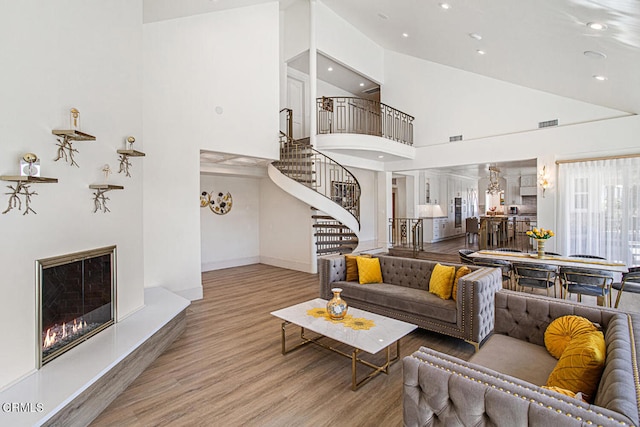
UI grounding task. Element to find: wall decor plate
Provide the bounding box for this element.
[209,191,232,215]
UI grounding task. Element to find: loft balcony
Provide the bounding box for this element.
[315,97,416,162]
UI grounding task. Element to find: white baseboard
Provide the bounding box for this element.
[173,286,203,301]
[201,256,261,273]
[260,255,315,274]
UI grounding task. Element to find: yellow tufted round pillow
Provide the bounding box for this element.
[545,331,606,402]
[544,315,599,359]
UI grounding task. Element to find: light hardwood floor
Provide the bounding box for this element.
[91,263,475,427]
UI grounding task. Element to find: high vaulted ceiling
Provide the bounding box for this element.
[145,0,640,114]
[322,0,640,114]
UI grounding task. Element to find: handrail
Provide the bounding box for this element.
[389,218,423,255]
[276,135,361,226]
[280,108,293,141]
[316,97,414,146]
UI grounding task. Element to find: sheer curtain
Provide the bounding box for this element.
[558,157,640,266]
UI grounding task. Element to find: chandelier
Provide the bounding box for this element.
[487,166,501,195]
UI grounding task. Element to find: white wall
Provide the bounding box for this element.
[259,177,315,272]
[143,3,280,299]
[316,2,384,84]
[283,0,310,62]
[200,174,261,271]
[382,50,629,146]
[0,0,144,390]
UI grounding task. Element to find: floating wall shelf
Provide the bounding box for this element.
[89,184,123,213]
[1,175,58,215]
[52,129,96,167]
[117,136,145,177]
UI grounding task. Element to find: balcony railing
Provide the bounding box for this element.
[317,97,414,146]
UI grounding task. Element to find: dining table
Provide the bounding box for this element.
[468,250,628,274]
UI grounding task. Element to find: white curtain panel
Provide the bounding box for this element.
[558,157,640,266]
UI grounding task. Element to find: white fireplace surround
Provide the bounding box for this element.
[0,287,189,426]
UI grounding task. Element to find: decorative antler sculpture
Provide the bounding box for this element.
[3,182,38,215]
[92,188,111,213]
[118,154,133,177]
[54,136,80,167]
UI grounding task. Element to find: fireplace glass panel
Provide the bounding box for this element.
[38,246,116,367]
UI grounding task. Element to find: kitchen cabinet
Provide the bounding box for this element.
[423,217,448,243]
[520,175,537,187]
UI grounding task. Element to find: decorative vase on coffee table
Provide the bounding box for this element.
[536,239,546,259]
[327,288,348,320]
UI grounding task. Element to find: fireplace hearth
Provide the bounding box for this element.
[36,246,116,367]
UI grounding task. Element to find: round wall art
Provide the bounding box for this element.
[200,192,210,207]
[209,191,233,215]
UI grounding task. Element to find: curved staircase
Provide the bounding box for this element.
[269,132,361,256]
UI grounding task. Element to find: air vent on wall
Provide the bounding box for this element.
[362,86,380,95]
[538,119,558,128]
[449,135,463,142]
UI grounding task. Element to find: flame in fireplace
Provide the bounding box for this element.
[43,318,89,350]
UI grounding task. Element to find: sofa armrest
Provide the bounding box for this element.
[318,255,347,300]
[459,267,502,346]
[403,346,632,427]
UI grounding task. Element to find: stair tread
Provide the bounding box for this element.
[316,240,358,245]
[312,224,351,229]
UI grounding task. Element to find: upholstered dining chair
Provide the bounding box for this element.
[612,268,640,308]
[465,217,479,246]
[512,262,558,297]
[458,249,475,265]
[473,257,513,290]
[559,266,615,307]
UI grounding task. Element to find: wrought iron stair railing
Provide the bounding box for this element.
[274,108,361,255]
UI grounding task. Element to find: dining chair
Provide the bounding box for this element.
[512,262,558,297]
[474,257,513,290]
[569,254,607,260]
[612,268,640,308]
[458,249,475,265]
[559,266,615,307]
[465,217,479,246]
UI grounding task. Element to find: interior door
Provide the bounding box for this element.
[287,76,305,140]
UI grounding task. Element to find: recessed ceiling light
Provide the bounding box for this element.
[584,50,607,59]
[587,22,607,31]
[327,67,333,72]
[439,3,451,9]
[359,83,365,87]
[402,33,409,38]
[378,155,385,159]
[593,75,608,81]
[476,49,486,55]
[469,33,482,40]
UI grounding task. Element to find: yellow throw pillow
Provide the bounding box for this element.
[452,266,472,301]
[544,315,599,359]
[345,254,371,282]
[545,331,606,401]
[429,263,456,300]
[356,256,383,284]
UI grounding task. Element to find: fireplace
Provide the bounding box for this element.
[36,246,116,367]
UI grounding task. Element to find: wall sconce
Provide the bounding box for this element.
[538,165,550,198]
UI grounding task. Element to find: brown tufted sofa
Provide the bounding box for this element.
[403,290,640,427]
[318,254,502,349]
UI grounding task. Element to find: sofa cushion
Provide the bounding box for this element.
[452,266,472,301]
[334,281,457,324]
[429,263,455,299]
[356,256,382,284]
[544,315,600,359]
[546,330,606,401]
[345,254,371,282]
[469,334,557,386]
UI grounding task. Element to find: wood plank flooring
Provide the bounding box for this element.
[91,263,475,427]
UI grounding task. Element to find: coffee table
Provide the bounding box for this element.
[270,298,417,390]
